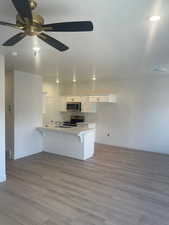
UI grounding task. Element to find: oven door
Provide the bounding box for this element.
[66,103,81,112]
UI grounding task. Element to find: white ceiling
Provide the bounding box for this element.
[0,0,169,82]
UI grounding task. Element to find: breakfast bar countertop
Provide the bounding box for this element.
[37,126,95,136]
[36,126,96,160]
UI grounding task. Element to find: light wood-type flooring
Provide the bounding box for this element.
[0,144,169,225]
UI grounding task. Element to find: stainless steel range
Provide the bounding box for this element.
[63,115,85,127]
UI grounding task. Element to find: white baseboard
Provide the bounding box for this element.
[14,150,42,160]
[0,174,6,183]
[95,142,169,156]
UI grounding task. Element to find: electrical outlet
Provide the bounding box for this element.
[104,128,111,137]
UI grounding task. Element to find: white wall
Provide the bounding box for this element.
[61,77,169,154]
[0,55,6,182]
[14,71,43,159]
[43,78,62,125]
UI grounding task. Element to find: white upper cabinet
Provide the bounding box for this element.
[81,97,96,113]
[66,96,81,102]
[59,94,117,113]
[89,94,117,103]
[89,96,100,103]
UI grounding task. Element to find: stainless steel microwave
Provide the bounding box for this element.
[66,102,81,112]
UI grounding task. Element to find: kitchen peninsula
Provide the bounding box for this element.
[37,126,96,160]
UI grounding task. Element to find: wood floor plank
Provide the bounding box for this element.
[1,144,169,225]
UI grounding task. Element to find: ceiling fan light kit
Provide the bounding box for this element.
[29,0,37,10]
[0,0,94,51]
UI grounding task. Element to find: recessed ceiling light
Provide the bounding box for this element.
[73,75,77,83]
[92,75,96,80]
[12,51,18,56]
[33,47,40,52]
[56,72,60,84]
[56,79,60,84]
[149,16,161,22]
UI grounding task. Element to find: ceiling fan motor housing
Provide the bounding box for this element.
[15,0,44,36]
[16,13,44,36]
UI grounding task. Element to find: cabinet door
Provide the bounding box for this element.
[98,96,108,102]
[66,96,81,102]
[89,96,100,103]
[81,97,86,112]
[89,95,117,103]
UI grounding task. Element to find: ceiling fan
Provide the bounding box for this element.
[0,0,94,51]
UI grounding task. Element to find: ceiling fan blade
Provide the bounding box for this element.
[0,21,23,30]
[3,32,26,46]
[11,0,33,23]
[42,21,94,32]
[38,33,69,52]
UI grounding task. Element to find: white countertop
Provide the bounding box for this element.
[37,126,95,136]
